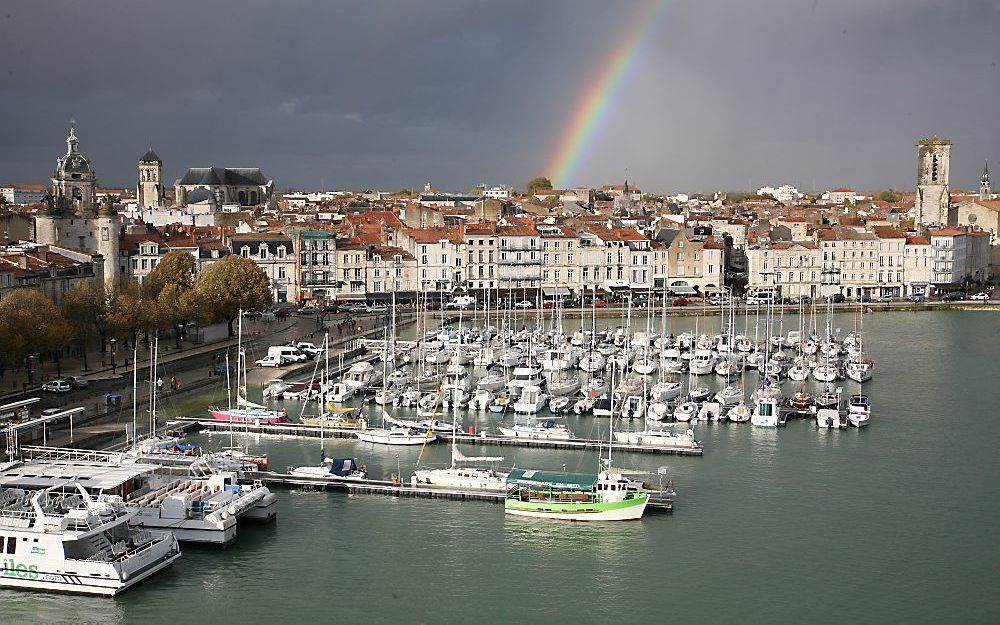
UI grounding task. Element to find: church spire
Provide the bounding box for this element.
[981,160,992,200]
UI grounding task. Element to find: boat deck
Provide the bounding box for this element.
[242,470,674,511]
[166,419,704,456]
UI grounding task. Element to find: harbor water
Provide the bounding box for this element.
[5,311,1000,624]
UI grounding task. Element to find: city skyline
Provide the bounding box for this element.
[0,0,997,193]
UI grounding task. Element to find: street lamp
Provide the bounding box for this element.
[110,338,117,371]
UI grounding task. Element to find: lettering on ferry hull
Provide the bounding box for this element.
[0,559,39,580]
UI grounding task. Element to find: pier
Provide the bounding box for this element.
[242,470,675,511]
[167,418,704,456]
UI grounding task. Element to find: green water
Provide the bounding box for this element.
[5,311,1000,624]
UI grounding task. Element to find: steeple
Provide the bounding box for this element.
[66,120,79,155]
[981,160,991,200]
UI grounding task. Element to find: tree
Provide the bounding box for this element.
[61,280,110,370]
[143,251,196,300]
[107,283,154,347]
[878,190,901,203]
[0,290,72,380]
[193,255,273,335]
[525,176,553,195]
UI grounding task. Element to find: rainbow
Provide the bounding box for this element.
[546,0,666,189]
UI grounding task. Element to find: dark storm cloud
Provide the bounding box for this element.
[0,0,997,193]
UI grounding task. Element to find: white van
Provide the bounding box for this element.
[445,295,476,310]
[255,354,284,368]
[267,345,308,364]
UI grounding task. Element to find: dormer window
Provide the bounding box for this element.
[259,244,268,259]
[241,246,250,258]
[277,246,286,259]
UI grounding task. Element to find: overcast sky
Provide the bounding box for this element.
[1,0,997,194]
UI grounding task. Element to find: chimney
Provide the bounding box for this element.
[20,254,29,270]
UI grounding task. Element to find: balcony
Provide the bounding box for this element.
[498,256,541,265]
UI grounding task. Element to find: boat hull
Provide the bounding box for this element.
[504,494,648,521]
[209,410,286,425]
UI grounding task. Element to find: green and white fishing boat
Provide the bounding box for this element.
[503,465,650,521]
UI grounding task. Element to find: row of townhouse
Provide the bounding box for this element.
[0,243,103,302]
[746,225,990,298]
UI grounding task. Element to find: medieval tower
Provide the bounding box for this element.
[137,148,164,209]
[914,136,951,226]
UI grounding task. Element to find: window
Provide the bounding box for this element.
[277,246,286,259]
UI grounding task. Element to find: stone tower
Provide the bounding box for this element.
[137,148,164,209]
[52,123,97,212]
[981,161,991,201]
[914,136,951,226]
[96,198,121,288]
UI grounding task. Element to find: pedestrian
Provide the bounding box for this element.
[112,362,117,375]
[124,357,129,372]
[157,377,164,391]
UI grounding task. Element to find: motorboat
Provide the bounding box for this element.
[620,395,646,420]
[507,365,544,394]
[355,426,435,445]
[816,408,844,428]
[513,384,547,414]
[325,381,355,403]
[815,389,840,409]
[688,349,716,375]
[812,364,839,383]
[632,357,658,376]
[469,389,494,411]
[673,401,697,422]
[591,396,614,417]
[848,394,871,427]
[697,401,725,422]
[572,396,595,415]
[582,376,610,399]
[488,394,512,414]
[845,357,874,383]
[578,351,606,373]
[343,361,378,392]
[750,396,780,427]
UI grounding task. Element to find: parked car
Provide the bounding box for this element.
[825,294,847,304]
[513,300,533,309]
[970,291,990,301]
[241,310,263,318]
[297,306,317,315]
[593,299,607,308]
[65,376,89,389]
[943,292,967,301]
[273,307,293,319]
[671,297,689,307]
[907,294,926,303]
[295,342,322,357]
[255,355,284,368]
[42,380,71,393]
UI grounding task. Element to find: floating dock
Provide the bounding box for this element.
[243,470,674,511]
[167,419,704,456]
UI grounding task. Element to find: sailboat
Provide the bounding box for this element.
[413,415,508,491]
[208,312,287,425]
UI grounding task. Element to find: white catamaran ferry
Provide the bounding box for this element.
[0,484,180,596]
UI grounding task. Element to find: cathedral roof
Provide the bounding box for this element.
[140,148,162,163]
[178,167,268,187]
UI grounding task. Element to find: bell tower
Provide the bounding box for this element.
[914,136,951,226]
[981,161,991,201]
[137,148,164,209]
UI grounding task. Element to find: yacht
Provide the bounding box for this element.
[845,356,874,383]
[413,447,508,493]
[673,401,697,422]
[713,384,742,406]
[0,484,180,595]
[506,365,544,395]
[513,385,547,414]
[476,370,507,392]
[848,394,871,427]
[620,395,646,420]
[649,380,682,402]
[816,407,844,428]
[750,396,780,427]
[343,361,378,392]
[688,349,716,375]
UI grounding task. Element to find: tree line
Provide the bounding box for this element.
[0,253,273,375]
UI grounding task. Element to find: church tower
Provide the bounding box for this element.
[980,161,991,201]
[137,148,164,209]
[914,136,951,226]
